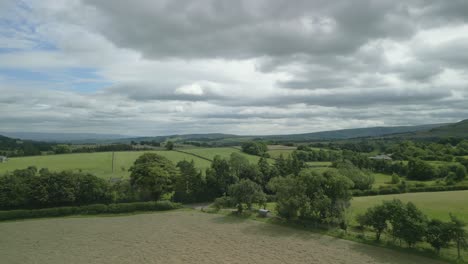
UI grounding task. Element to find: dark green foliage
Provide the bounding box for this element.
[275,153,305,176]
[173,160,208,203]
[426,219,453,254]
[360,204,389,241]
[335,160,374,190]
[449,214,467,260]
[205,155,238,198]
[268,169,353,223]
[0,201,181,221]
[294,148,342,162]
[0,168,111,209]
[267,176,306,219]
[165,141,174,150]
[228,179,266,213]
[53,144,71,154]
[391,173,400,184]
[407,158,437,180]
[359,200,438,249]
[241,141,268,156]
[129,153,178,201]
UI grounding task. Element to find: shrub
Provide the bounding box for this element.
[0,201,182,221]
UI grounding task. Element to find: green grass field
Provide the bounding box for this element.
[0,151,212,179]
[267,149,295,159]
[181,147,263,163]
[350,190,468,223]
[0,147,269,179]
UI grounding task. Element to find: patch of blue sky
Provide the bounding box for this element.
[0,67,112,93]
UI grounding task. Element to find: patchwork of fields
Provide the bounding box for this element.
[0,147,278,179]
[0,210,446,264]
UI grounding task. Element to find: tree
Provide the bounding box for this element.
[449,214,467,260]
[426,219,452,255]
[206,156,237,197]
[173,160,207,203]
[268,176,307,219]
[228,179,266,213]
[241,141,268,156]
[165,141,174,150]
[360,204,389,241]
[129,153,178,201]
[407,159,437,180]
[391,173,400,184]
[386,200,427,248]
[268,169,353,223]
[229,152,249,179]
[335,160,374,190]
[53,144,71,154]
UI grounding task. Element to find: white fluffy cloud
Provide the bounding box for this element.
[0,0,467,136]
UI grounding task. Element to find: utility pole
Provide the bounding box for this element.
[112,151,115,174]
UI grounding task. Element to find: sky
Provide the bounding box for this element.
[0,0,467,136]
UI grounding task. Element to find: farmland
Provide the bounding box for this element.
[350,190,468,223]
[0,150,212,179]
[0,210,446,264]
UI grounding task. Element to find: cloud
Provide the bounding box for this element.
[0,0,467,135]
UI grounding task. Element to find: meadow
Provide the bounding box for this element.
[0,150,212,179]
[350,190,468,223]
[0,210,447,264]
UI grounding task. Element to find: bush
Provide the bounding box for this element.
[0,201,182,221]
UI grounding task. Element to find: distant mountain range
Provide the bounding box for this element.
[1,120,467,144]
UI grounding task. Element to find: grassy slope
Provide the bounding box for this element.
[350,190,468,223]
[0,147,267,179]
[0,151,212,179]
[182,147,270,164]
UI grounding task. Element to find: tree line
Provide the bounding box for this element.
[358,199,467,259]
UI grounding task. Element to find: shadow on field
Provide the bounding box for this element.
[210,214,250,224]
[346,243,446,264]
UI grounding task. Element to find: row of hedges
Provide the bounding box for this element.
[0,201,182,221]
[352,184,468,197]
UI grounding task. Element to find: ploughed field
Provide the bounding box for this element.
[0,210,446,264]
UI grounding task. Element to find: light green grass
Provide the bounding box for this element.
[306,161,332,167]
[267,149,295,159]
[0,151,211,179]
[350,190,468,223]
[372,173,392,187]
[182,147,270,164]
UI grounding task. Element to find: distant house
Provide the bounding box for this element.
[0,156,7,163]
[369,154,392,161]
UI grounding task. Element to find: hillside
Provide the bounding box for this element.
[391,119,468,139]
[114,123,450,145]
[260,123,448,141]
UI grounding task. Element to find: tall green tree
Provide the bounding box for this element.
[449,214,467,260]
[426,219,452,255]
[129,153,178,201]
[228,179,266,213]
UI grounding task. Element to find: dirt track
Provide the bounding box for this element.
[0,211,446,264]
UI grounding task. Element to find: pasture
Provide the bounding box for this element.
[0,151,212,179]
[0,210,446,264]
[180,147,265,163]
[350,190,468,223]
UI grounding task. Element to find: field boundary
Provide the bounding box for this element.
[173,149,213,162]
[0,201,182,222]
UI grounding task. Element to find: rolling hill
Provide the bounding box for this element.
[394,119,468,139]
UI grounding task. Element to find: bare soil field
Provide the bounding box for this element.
[0,211,446,264]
